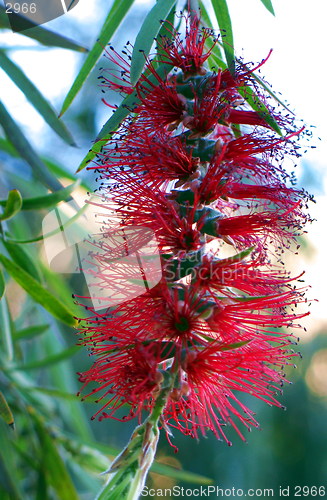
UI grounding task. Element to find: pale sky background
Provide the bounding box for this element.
[0,0,326,332]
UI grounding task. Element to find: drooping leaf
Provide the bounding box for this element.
[198,2,223,59]
[13,324,49,341]
[0,190,22,221]
[259,0,275,15]
[0,101,63,192]
[210,0,234,72]
[156,3,175,60]
[0,392,14,428]
[32,414,80,500]
[0,420,23,499]
[79,438,213,484]
[2,240,41,282]
[0,6,87,52]
[14,346,80,371]
[0,296,14,361]
[0,180,81,211]
[28,386,83,402]
[0,50,75,145]
[0,255,76,326]
[238,85,282,135]
[0,268,5,299]
[130,0,177,85]
[5,201,88,244]
[60,0,135,116]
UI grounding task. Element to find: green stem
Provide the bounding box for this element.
[96,388,170,500]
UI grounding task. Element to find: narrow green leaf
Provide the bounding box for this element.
[5,201,88,245]
[250,70,294,114]
[0,421,23,499]
[0,180,81,211]
[238,85,282,135]
[210,0,234,72]
[33,415,80,500]
[14,346,80,371]
[13,324,49,341]
[2,240,41,281]
[28,386,82,401]
[0,6,87,52]
[0,101,64,192]
[0,255,76,326]
[60,0,135,116]
[0,392,14,428]
[259,0,275,15]
[0,297,14,361]
[79,437,213,484]
[0,268,5,299]
[151,462,213,484]
[76,134,110,173]
[156,2,175,59]
[130,0,177,85]
[0,51,75,145]
[220,340,251,351]
[0,190,22,221]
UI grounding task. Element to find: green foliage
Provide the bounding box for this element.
[210,0,235,72]
[130,0,177,85]
[60,0,136,116]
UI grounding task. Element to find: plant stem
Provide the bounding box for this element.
[96,388,170,500]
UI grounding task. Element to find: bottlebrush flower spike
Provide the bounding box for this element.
[78,11,313,487]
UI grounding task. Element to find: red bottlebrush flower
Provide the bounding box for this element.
[226,109,271,128]
[164,340,296,443]
[135,81,186,130]
[201,204,307,257]
[96,129,200,188]
[78,342,164,421]
[205,290,308,341]
[194,253,303,296]
[78,8,312,452]
[157,15,217,77]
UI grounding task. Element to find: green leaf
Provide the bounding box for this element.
[156,3,175,59]
[210,0,234,72]
[259,0,275,15]
[13,324,49,341]
[0,6,88,52]
[28,387,82,402]
[14,346,80,371]
[0,268,4,299]
[60,0,135,116]
[151,462,213,484]
[0,190,22,221]
[32,414,80,500]
[0,392,14,428]
[0,255,77,326]
[238,85,282,135]
[130,0,177,85]
[0,420,23,499]
[0,180,81,211]
[0,50,75,145]
[5,198,88,244]
[2,240,41,282]
[0,297,13,362]
[0,101,64,192]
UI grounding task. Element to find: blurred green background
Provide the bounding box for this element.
[0,0,326,498]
